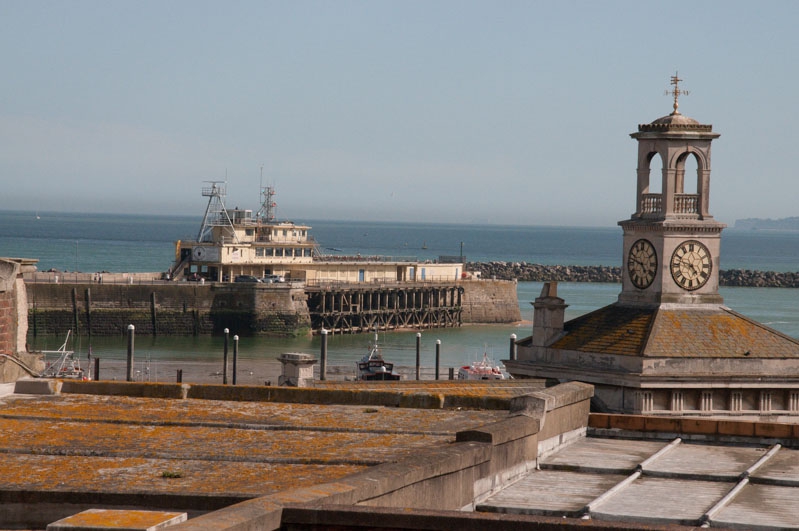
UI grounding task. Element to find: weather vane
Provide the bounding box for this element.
[665,71,689,115]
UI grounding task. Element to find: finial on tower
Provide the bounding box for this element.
[665,71,689,115]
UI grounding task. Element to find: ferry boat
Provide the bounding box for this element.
[357,333,401,381]
[172,181,464,285]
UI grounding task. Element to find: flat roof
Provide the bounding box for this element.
[478,434,799,529]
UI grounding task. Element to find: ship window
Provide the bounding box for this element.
[282,229,287,236]
[245,229,254,236]
[255,248,265,257]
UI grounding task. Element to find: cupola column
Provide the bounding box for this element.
[662,167,677,218]
[635,166,650,218]
[699,168,712,218]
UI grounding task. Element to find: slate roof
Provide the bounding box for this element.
[550,303,799,359]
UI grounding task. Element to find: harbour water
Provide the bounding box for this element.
[3,210,799,371]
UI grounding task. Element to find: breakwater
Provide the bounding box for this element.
[469,262,799,288]
[25,279,520,337]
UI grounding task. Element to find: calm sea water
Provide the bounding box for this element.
[3,210,798,365]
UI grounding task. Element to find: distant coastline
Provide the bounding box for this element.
[733,217,799,232]
[470,262,799,288]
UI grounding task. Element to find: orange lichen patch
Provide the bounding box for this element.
[0,454,365,496]
[646,308,799,358]
[53,509,185,528]
[0,394,506,434]
[0,417,445,464]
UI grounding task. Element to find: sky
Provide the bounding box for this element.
[1,1,798,227]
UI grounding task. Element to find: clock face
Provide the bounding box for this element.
[627,239,657,289]
[192,247,207,261]
[670,240,712,291]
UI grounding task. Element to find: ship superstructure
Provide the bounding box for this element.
[173,182,316,282]
[172,182,464,285]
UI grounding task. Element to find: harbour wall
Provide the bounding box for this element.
[26,283,312,338]
[25,279,521,337]
[460,279,521,323]
[471,262,799,287]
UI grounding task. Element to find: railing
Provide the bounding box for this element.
[640,193,699,217]
[312,255,420,263]
[640,193,662,214]
[304,276,462,288]
[674,193,699,214]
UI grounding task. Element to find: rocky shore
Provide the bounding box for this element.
[469,262,799,288]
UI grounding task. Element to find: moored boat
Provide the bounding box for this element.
[357,333,401,381]
[458,352,507,380]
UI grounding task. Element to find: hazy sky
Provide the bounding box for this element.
[2,1,797,227]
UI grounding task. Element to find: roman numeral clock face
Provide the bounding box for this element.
[627,239,657,289]
[670,240,712,290]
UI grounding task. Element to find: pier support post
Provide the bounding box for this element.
[126,325,135,382]
[232,335,239,385]
[223,328,229,385]
[320,329,328,381]
[435,339,441,380]
[415,332,421,380]
[93,357,100,381]
[85,288,92,338]
[509,334,517,361]
[150,292,157,336]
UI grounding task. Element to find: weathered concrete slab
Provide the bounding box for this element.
[643,442,764,480]
[751,446,799,486]
[591,476,730,526]
[46,509,186,531]
[714,483,799,530]
[540,437,666,474]
[477,470,627,517]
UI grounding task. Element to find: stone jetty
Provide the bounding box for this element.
[469,262,799,288]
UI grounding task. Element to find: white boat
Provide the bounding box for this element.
[458,352,507,380]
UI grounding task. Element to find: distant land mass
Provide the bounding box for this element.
[733,217,799,231]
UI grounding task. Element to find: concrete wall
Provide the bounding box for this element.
[26,283,311,337]
[460,280,521,324]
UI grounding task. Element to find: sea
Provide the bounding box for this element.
[2,210,799,372]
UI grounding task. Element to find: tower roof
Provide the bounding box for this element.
[636,72,714,134]
[549,303,799,359]
[638,111,713,133]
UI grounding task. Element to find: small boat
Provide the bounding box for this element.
[357,333,401,381]
[41,331,90,380]
[458,352,507,380]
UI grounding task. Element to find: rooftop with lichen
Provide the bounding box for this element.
[0,378,543,528]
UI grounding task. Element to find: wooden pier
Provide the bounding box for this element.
[305,282,464,334]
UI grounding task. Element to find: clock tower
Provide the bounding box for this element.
[508,74,799,418]
[618,74,725,306]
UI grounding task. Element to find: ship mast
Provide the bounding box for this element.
[257,184,277,223]
[197,181,239,243]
